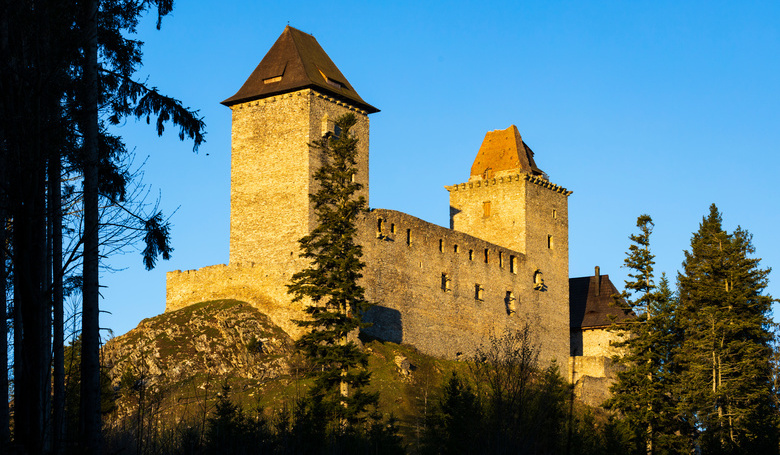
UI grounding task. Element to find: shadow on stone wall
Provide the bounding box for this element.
[362,306,402,343]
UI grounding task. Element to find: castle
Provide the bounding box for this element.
[165,26,627,404]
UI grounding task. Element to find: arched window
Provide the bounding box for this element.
[533,270,546,291]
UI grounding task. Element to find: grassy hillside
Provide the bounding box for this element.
[102,300,469,444]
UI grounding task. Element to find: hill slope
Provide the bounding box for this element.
[102,299,466,441]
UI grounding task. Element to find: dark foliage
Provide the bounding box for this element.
[421,328,634,455]
[287,114,384,432]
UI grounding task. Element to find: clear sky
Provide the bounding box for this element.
[100,0,780,338]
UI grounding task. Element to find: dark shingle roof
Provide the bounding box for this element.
[569,273,633,329]
[221,26,378,113]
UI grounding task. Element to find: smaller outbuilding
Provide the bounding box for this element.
[569,266,635,406]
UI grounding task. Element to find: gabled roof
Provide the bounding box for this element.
[569,272,634,329]
[221,26,379,113]
[470,125,544,178]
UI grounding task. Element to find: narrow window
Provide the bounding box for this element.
[321,114,331,137]
[505,292,516,315]
[484,248,489,264]
[377,218,384,237]
[552,209,557,219]
[475,284,484,301]
[510,255,517,274]
[439,239,444,252]
[406,229,412,246]
[441,273,451,292]
[547,235,553,249]
[390,223,395,234]
[499,252,504,268]
[483,201,491,218]
[468,249,474,261]
[453,244,459,253]
[534,270,545,290]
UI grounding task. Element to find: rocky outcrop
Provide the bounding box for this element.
[103,299,295,391]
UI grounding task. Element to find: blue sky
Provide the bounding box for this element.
[100,1,780,338]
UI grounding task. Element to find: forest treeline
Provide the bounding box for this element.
[606,208,778,454]
[1,1,204,454]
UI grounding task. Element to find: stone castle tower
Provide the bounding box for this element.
[167,26,574,367]
[222,25,378,276]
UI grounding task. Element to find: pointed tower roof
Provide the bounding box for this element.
[469,125,543,179]
[222,26,378,113]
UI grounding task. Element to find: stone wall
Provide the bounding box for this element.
[569,327,625,406]
[166,263,308,339]
[446,174,571,364]
[570,326,624,358]
[360,209,569,365]
[166,206,570,366]
[228,89,369,274]
[569,355,620,407]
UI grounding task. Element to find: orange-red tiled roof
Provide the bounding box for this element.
[470,125,543,178]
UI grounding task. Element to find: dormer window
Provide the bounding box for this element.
[319,68,346,89]
[263,75,282,84]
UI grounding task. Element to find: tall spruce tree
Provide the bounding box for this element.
[677,204,777,453]
[607,215,685,454]
[287,113,378,432]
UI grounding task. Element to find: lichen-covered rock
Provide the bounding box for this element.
[103,299,294,397]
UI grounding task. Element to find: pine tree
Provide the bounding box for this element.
[607,215,685,454]
[677,204,777,453]
[287,113,378,432]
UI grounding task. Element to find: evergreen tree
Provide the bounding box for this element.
[287,113,378,432]
[421,372,483,455]
[677,204,777,453]
[607,215,686,454]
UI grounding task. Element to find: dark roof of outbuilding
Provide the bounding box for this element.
[221,26,379,113]
[569,273,634,329]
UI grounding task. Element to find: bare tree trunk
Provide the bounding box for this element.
[50,153,65,455]
[80,0,102,453]
[0,209,10,451]
[15,163,48,455]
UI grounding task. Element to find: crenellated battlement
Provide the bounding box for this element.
[230,89,370,116]
[446,173,572,196]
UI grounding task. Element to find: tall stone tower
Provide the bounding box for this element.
[221,26,379,277]
[448,126,572,347]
